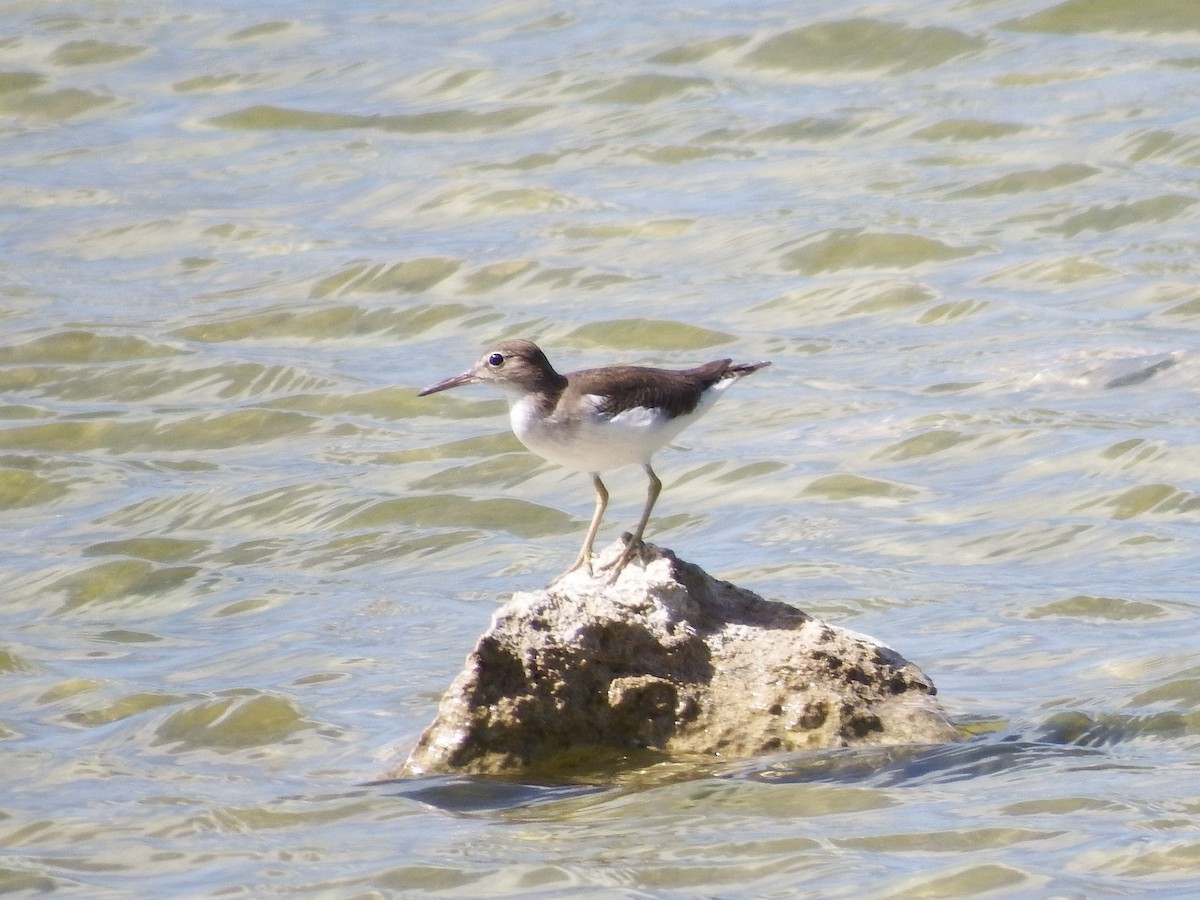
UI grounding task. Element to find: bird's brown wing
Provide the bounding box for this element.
[572,360,735,419]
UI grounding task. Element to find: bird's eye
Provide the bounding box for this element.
[487,352,505,367]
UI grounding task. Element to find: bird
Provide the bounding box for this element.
[419,339,770,583]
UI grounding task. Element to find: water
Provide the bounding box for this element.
[2,0,1199,895]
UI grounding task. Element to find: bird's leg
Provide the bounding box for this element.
[602,463,661,582]
[578,473,609,573]
[550,473,608,585]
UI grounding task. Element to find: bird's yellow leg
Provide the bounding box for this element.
[550,474,608,585]
[602,464,660,582]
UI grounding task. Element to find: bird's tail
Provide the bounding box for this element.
[727,360,771,379]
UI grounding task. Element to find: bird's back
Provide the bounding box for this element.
[568,358,763,419]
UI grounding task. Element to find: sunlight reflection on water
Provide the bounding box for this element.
[1,0,1199,894]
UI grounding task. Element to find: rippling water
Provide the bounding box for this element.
[3,0,1199,895]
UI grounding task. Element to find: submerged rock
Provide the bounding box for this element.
[393,541,958,777]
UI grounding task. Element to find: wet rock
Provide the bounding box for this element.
[392,541,958,777]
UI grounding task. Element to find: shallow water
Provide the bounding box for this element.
[2,0,1199,895]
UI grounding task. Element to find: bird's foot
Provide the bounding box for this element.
[548,554,593,588]
[599,532,647,584]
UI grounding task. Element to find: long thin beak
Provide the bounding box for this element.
[418,370,476,396]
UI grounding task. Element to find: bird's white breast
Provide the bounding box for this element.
[507,382,730,474]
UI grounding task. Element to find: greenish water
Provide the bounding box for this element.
[2,0,1199,895]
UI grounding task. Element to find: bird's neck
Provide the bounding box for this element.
[502,372,567,420]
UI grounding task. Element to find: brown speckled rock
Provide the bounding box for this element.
[392,540,958,777]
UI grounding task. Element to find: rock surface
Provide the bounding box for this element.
[393,541,959,777]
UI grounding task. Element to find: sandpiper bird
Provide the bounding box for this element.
[420,339,770,582]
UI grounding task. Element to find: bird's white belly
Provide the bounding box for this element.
[508,390,722,473]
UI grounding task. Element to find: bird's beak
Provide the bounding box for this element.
[418,370,477,396]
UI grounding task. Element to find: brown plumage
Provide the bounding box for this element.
[421,339,770,583]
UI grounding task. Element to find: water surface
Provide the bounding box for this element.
[2,0,1200,895]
